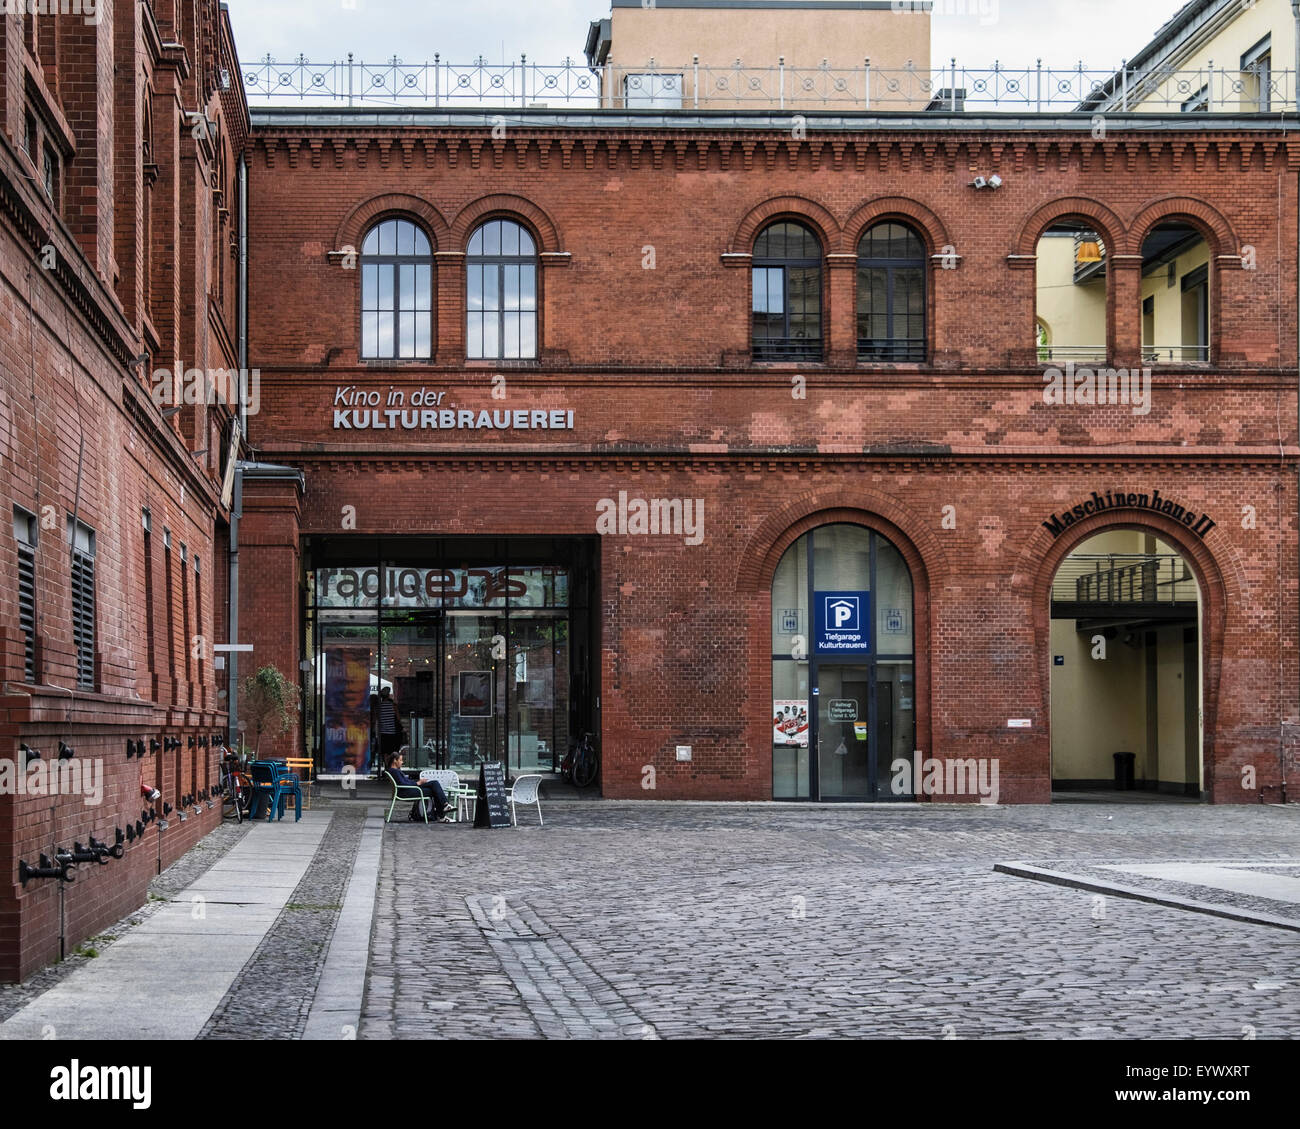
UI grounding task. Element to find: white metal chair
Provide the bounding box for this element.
[428,770,461,822]
[507,774,543,826]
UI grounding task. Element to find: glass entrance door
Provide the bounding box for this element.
[816,665,871,799]
[443,612,504,774]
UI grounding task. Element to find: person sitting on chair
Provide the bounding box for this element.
[386,749,451,823]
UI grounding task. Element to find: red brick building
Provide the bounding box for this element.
[3,4,1300,983]
[240,107,1300,807]
[0,0,245,980]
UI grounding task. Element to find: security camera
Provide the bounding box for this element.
[988,173,1003,189]
[971,176,988,189]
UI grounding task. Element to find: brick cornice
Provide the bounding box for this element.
[247,129,1300,180]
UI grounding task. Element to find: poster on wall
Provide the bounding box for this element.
[459,670,493,717]
[773,700,809,747]
[323,646,372,775]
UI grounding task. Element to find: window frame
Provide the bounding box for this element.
[855,222,928,363]
[14,507,38,683]
[465,218,539,362]
[751,221,824,363]
[359,217,434,361]
[68,517,96,691]
[1242,34,1271,112]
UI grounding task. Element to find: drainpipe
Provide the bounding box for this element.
[228,155,249,751]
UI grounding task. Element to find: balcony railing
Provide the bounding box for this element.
[240,55,1297,112]
[753,337,822,362]
[1142,344,1210,363]
[1038,344,1108,363]
[858,338,926,363]
[1052,554,1197,607]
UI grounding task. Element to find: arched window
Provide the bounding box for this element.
[752,221,822,361]
[467,219,537,360]
[361,218,433,359]
[857,222,926,362]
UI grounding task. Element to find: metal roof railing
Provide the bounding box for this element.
[240,54,1297,112]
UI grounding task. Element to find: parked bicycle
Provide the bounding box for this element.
[219,748,253,823]
[562,732,599,788]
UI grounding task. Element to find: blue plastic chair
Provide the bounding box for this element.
[249,761,302,822]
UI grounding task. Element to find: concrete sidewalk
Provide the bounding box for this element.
[0,813,331,1040]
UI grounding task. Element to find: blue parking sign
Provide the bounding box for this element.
[814,591,871,655]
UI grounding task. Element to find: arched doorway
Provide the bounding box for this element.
[771,523,915,801]
[1048,528,1203,799]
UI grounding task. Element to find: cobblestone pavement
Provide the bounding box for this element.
[200,807,366,1040]
[364,802,1300,1039]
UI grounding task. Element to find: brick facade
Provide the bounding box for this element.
[0,1,245,981]
[240,112,1300,804]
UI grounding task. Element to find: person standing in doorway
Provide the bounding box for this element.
[374,685,405,775]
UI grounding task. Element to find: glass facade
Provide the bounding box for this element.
[304,538,595,778]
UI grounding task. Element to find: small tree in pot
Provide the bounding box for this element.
[240,664,300,759]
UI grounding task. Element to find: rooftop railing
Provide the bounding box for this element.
[240,54,1297,113]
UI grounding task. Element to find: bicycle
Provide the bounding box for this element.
[563,732,599,788]
[219,750,253,823]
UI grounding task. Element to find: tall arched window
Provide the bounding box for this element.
[752,221,822,361]
[361,218,433,359]
[857,222,926,362]
[467,219,537,360]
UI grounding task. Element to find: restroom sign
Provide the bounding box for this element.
[814,591,872,655]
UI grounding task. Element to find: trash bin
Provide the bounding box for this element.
[1112,751,1136,791]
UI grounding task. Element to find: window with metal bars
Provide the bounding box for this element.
[69,518,96,690]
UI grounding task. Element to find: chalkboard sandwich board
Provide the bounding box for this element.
[474,761,513,829]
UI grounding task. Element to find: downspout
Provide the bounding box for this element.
[228,154,249,751]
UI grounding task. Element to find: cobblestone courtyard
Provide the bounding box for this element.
[3,798,1298,1041]
[365,801,1300,1040]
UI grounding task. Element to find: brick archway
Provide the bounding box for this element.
[1012,196,1127,259]
[450,194,561,253]
[1125,196,1238,259]
[839,197,952,256]
[737,488,943,768]
[334,193,450,253]
[729,195,841,255]
[1017,507,1242,793]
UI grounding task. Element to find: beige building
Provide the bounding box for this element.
[584,0,931,110]
[1084,0,1295,112]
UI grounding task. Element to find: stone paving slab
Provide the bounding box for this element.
[0,814,330,1041]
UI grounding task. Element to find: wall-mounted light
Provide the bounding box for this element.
[969,174,1003,190]
[58,742,75,761]
[20,743,40,766]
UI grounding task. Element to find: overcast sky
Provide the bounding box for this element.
[226,0,1180,80]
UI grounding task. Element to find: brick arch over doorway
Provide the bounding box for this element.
[1017,508,1242,799]
[736,489,942,769]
